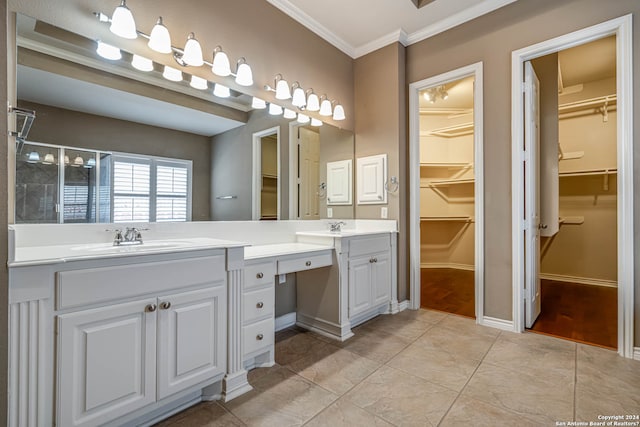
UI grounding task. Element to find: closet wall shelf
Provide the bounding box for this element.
[262,174,278,179]
[420,216,473,222]
[424,178,475,187]
[421,122,474,138]
[559,216,585,225]
[420,162,472,169]
[559,168,617,177]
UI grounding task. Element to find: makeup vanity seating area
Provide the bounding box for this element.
[7,219,397,427]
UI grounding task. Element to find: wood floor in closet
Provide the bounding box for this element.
[420,268,475,318]
[529,279,617,349]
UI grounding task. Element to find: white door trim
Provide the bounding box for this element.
[511,14,634,357]
[288,122,301,219]
[251,126,281,221]
[408,62,485,321]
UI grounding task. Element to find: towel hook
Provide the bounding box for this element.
[385,176,399,193]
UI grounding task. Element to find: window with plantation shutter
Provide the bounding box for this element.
[156,164,188,222]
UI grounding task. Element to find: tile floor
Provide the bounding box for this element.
[156,309,640,426]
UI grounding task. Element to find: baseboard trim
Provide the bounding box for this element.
[539,273,617,288]
[634,347,640,361]
[421,263,475,271]
[479,316,515,332]
[398,300,409,312]
[275,312,297,332]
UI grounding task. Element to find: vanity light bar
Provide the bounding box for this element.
[264,78,346,121]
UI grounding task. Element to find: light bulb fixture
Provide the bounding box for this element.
[178,32,204,67]
[95,12,110,23]
[297,113,310,124]
[319,97,332,116]
[42,153,55,165]
[131,54,153,71]
[148,17,172,54]
[213,83,230,98]
[72,156,84,167]
[439,85,449,100]
[109,0,137,39]
[283,108,297,119]
[423,91,433,102]
[311,118,323,127]
[211,46,231,77]
[235,58,253,87]
[252,97,267,109]
[64,155,70,165]
[275,75,291,100]
[306,91,320,112]
[190,75,208,90]
[332,104,346,121]
[96,41,122,60]
[268,103,283,116]
[291,83,306,108]
[162,65,182,82]
[27,151,40,163]
[85,158,96,168]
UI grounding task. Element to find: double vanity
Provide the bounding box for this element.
[7,219,398,427]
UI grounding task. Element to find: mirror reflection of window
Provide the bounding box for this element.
[63,148,98,223]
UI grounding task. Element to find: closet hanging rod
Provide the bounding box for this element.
[559,168,617,177]
[558,94,616,112]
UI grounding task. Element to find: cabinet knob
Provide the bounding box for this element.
[305,261,312,267]
[256,272,264,279]
[369,258,374,263]
[256,334,264,341]
[256,302,264,309]
[145,304,157,313]
[160,301,171,310]
[373,257,378,263]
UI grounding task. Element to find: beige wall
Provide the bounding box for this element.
[406,0,640,332]
[319,124,355,219]
[9,0,354,130]
[18,101,213,221]
[355,42,407,300]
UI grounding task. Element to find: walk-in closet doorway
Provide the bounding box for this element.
[409,62,484,322]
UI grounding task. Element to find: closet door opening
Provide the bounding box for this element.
[525,37,618,349]
[419,76,477,318]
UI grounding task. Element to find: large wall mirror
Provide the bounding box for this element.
[14,13,355,223]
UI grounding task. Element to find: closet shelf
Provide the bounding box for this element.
[420,216,473,222]
[262,174,278,179]
[423,178,475,187]
[559,168,617,177]
[420,162,472,169]
[422,122,474,138]
[559,216,584,225]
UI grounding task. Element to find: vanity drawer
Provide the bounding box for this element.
[243,318,274,356]
[244,262,275,291]
[56,255,226,310]
[243,287,274,323]
[349,235,389,257]
[277,251,332,275]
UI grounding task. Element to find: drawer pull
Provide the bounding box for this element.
[369,258,374,263]
[256,302,264,309]
[305,261,312,267]
[256,334,264,341]
[373,257,378,263]
[160,301,171,310]
[145,304,157,313]
[256,272,264,279]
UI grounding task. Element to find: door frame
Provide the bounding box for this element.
[511,15,634,357]
[251,126,280,220]
[408,62,485,321]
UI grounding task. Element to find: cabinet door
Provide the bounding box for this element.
[348,256,372,318]
[356,154,387,204]
[371,252,391,307]
[57,298,157,427]
[157,285,226,399]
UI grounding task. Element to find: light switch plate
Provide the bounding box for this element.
[381,207,388,219]
[327,208,333,218]
[278,274,286,284]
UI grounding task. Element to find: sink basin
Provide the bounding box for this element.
[70,239,196,253]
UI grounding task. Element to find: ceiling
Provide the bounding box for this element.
[419,76,474,110]
[559,35,616,87]
[266,0,519,58]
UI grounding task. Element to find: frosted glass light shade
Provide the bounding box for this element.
[85,158,96,168]
[297,113,310,124]
[235,62,253,86]
[42,153,55,164]
[96,41,121,60]
[311,118,323,127]
[213,84,230,98]
[131,54,153,71]
[252,97,267,109]
[268,103,283,116]
[275,79,291,100]
[182,33,204,66]
[283,108,297,119]
[64,155,70,165]
[190,75,208,90]
[212,50,231,77]
[333,104,346,121]
[162,65,182,82]
[110,0,137,39]
[306,93,320,111]
[73,156,84,167]
[319,99,332,116]
[148,17,172,54]
[27,151,40,163]
[291,87,306,108]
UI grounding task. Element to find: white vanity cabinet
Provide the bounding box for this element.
[242,260,276,369]
[348,251,391,319]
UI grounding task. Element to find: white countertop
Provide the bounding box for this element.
[10,237,246,267]
[244,243,334,260]
[296,229,397,238]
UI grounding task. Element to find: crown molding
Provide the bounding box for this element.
[265,0,356,57]
[267,0,519,59]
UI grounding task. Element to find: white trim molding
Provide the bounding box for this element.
[421,263,475,271]
[275,312,297,332]
[539,273,617,288]
[252,126,281,221]
[397,300,410,312]
[634,347,640,362]
[408,62,484,321]
[511,15,634,358]
[353,29,408,59]
[478,316,516,332]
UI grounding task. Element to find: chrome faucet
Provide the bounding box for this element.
[329,221,346,232]
[109,227,145,246]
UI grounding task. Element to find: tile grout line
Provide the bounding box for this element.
[435,330,503,427]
